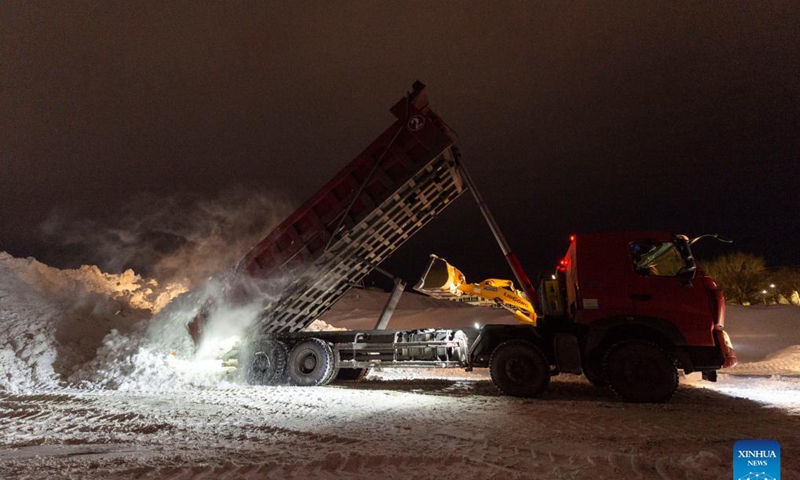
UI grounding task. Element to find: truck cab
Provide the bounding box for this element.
[541,232,737,399]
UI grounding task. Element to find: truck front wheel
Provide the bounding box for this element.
[603,340,678,403]
[287,338,336,387]
[489,340,550,398]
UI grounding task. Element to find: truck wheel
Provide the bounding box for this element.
[489,340,550,398]
[333,368,369,382]
[241,338,288,386]
[287,338,336,387]
[583,352,608,387]
[320,350,340,386]
[603,340,678,403]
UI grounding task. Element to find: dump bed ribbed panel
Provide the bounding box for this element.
[234,82,465,333]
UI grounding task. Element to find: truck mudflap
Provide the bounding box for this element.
[467,324,543,368]
[715,328,738,368]
[681,328,737,373]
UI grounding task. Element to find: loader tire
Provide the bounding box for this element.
[603,340,678,403]
[241,338,288,386]
[287,338,336,387]
[490,340,549,398]
[333,367,369,382]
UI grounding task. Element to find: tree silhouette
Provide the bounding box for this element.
[704,252,766,304]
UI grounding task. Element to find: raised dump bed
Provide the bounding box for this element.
[189,82,466,342]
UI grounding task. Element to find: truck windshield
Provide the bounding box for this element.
[630,241,688,276]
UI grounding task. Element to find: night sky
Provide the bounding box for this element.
[2,2,799,286]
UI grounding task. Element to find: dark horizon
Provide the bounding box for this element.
[2,2,798,284]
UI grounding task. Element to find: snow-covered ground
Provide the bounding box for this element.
[2,373,799,479]
[1,253,799,479]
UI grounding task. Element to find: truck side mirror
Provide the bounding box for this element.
[677,265,696,281]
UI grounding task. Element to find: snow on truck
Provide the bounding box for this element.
[188,81,737,403]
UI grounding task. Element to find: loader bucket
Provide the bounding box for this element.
[414,255,465,296]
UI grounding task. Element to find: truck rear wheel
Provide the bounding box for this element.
[489,340,550,398]
[603,340,678,403]
[241,338,288,386]
[320,350,340,386]
[287,338,336,387]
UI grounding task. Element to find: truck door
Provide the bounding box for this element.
[628,239,715,347]
[571,234,636,324]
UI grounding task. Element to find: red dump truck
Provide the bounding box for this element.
[189,82,736,402]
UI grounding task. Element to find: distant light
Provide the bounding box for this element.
[570,235,575,242]
[474,322,480,329]
[770,284,776,289]
[551,274,556,280]
[762,290,768,294]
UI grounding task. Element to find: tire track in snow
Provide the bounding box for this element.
[1,381,798,480]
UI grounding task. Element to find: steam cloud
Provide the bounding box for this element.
[30,186,323,389]
[41,187,292,287]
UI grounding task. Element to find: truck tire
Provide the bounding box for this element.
[320,349,340,386]
[603,340,678,403]
[583,352,609,387]
[333,368,369,382]
[287,338,336,387]
[489,340,550,398]
[241,338,288,386]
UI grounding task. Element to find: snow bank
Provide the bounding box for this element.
[728,345,800,376]
[0,252,350,393]
[0,252,187,313]
[0,252,193,392]
[0,260,61,391]
[725,304,800,362]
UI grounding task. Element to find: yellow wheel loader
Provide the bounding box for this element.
[415,255,536,326]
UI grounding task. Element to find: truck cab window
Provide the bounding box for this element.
[630,241,687,276]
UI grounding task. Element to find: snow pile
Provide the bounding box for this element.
[305,318,347,332]
[0,252,187,313]
[81,305,346,391]
[319,288,513,330]
[0,260,62,391]
[48,274,271,392]
[725,304,800,362]
[0,251,335,393]
[68,295,233,391]
[728,345,800,376]
[0,252,197,392]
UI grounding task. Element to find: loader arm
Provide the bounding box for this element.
[415,255,537,325]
